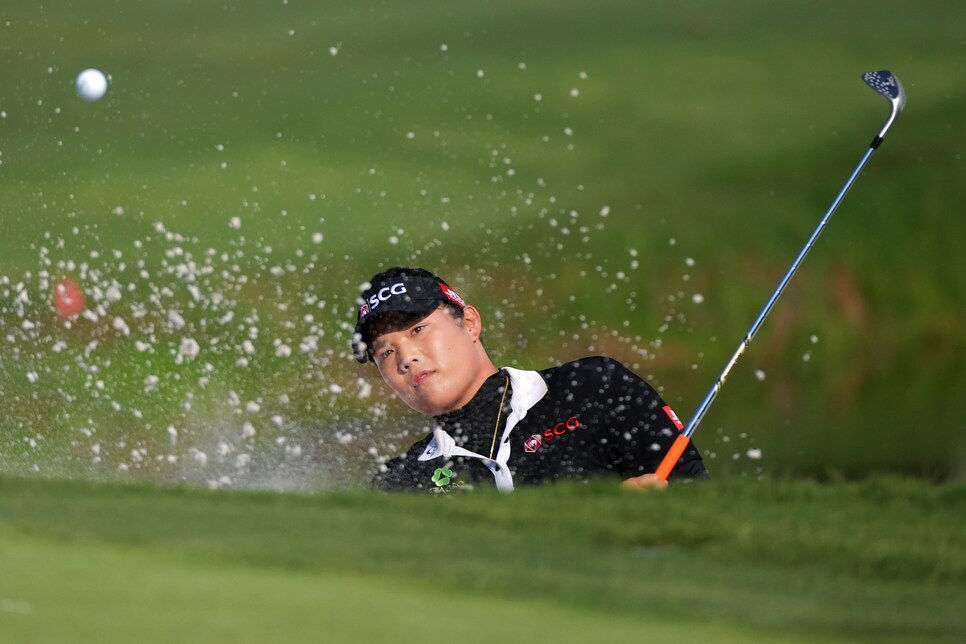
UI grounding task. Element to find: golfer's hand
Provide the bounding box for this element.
[621,473,669,490]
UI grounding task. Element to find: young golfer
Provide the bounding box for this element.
[354,267,708,493]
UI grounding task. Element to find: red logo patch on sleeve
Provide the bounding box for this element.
[662,405,685,431]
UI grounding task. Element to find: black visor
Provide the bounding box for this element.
[352,271,466,363]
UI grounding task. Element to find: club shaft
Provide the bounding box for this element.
[655,142,882,481]
[653,71,903,480]
[682,144,876,439]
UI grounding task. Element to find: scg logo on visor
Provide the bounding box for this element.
[361,282,407,317]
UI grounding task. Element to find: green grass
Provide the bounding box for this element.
[1,475,964,642]
[4,6,964,638]
[1,0,965,484]
[3,6,964,640]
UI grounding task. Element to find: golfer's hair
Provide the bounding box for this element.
[440,301,464,321]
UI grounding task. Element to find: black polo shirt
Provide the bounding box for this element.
[372,356,708,493]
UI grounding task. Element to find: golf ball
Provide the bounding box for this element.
[75,68,108,101]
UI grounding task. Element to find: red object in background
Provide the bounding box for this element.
[53,277,85,319]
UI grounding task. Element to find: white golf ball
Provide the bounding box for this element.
[75,68,108,101]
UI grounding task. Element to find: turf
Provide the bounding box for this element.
[1,0,965,483]
[1,475,964,642]
[2,0,965,486]
[3,3,964,640]
[1,18,966,644]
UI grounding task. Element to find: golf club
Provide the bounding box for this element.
[655,70,906,481]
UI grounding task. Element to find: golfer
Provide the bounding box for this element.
[354,267,708,493]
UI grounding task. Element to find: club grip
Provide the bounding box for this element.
[655,433,691,481]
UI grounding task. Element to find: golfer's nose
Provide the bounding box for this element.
[396,342,419,372]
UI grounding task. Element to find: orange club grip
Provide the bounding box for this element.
[655,433,691,481]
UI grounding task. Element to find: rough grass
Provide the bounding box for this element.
[1,475,964,642]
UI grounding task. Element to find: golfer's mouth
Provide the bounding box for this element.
[413,370,434,386]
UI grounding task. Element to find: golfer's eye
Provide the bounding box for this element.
[412,324,427,335]
[377,348,393,360]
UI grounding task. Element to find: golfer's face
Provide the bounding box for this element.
[371,306,486,416]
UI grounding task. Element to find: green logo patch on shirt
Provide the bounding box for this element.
[431,466,453,487]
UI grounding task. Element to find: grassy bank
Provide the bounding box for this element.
[1,0,964,483]
[1,475,964,642]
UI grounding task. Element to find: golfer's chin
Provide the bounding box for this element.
[401,386,461,417]
[405,398,454,417]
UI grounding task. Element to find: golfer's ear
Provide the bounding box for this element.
[462,305,483,341]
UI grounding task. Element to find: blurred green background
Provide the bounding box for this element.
[1,0,964,487]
